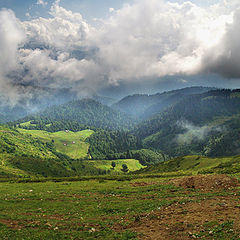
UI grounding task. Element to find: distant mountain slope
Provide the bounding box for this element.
[22,99,134,130]
[0,85,77,123]
[112,87,215,119]
[134,89,240,157]
[0,84,116,123]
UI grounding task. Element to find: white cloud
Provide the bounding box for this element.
[25,12,31,18]
[1,0,240,106]
[176,121,211,144]
[202,9,240,78]
[109,8,115,13]
[90,0,236,85]
[19,48,100,88]
[37,0,48,7]
[0,9,26,105]
[23,0,91,50]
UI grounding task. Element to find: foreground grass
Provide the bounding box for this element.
[0,177,175,239]
[0,174,240,239]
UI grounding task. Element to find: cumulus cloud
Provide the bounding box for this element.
[0,9,26,105]
[24,0,91,50]
[1,0,240,106]
[202,9,240,78]
[90,0,237,84]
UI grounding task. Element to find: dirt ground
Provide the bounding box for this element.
[170,174,238,191]
[130,175,240,239]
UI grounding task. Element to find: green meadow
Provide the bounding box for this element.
[18,128,94,159]
[86,159,145,173]
[137,155,240,175]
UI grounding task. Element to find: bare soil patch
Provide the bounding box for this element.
[130,195,240,239]
[170,174,239,191]
[126,175,240,239]
[0,219,23,230]
[130,181,157,187]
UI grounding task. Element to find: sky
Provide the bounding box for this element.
[0,0,240,104]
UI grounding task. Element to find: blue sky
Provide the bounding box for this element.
[0,0,220,21]
[0,0,135,21]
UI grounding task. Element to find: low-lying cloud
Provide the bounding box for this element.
[0,0,240,105]
[176,120,224,144]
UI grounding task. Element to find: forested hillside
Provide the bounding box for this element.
[19,99,134,131]
[113,87,214,119]
[134,89,240,157]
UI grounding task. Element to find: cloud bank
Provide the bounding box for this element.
[0,0,240,105]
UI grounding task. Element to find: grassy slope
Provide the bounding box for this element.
[0,126,57,177]
[18,128,94,159]
[0,126,145,177]
[86,159,145,173]
[137,155,240,174]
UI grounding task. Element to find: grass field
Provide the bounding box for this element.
[86,159,145,173]
[18,129,94,159]
[137,155,240,175]
[0,174,240,239]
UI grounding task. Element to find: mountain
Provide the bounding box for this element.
[112,86,215,119]
[0,84,117,123]
[92,95,117,106]
[20,98,134,131]
[133,89,240,157]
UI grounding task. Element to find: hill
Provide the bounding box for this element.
[0,125,116,178]
[135,155,240,175]
[20,99,134,131]
[18,128,94,159]
[112,87,214,119]
[133,89,240,157]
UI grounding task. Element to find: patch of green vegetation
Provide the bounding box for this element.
[85,159,145,173]
[18,128,94,159]
[20,121,36,127]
